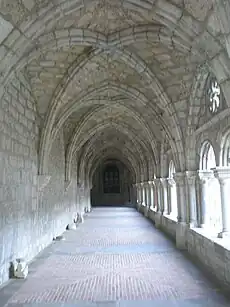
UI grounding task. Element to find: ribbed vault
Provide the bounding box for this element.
[0,0,228,184]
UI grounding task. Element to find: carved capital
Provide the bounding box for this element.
[160,178,168,188]
[167,178,175,186]
[148,180,154,186]
[213,167,230,185]
[185,171,197,186]
[197,170,214,183]
[38,175,51,192]
[173,172,185,186]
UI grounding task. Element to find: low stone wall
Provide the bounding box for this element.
[187,228,230,288]
[138,205,230,289]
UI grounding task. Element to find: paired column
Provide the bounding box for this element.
[154,178,162,213]
[214,167,230,238]
[167,178,175,216]
[186,171,198,227]
[173,172,187,223]
[197,170,214,228]
[160,178,169,215]
[140,183,144,205]
[148,181,155,208]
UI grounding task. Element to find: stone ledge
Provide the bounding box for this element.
[189,227,230,252]
[162,214,177,223]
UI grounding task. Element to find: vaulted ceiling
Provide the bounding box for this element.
[0,0,227,182]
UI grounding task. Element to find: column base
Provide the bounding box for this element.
[189,221,198,229]
[176,222,188,250]
[218,231,230,239]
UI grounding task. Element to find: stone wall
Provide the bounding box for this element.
[0,73,39,285]
[0,73,77,286]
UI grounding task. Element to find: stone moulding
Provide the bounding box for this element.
[64,180,72,192]
[38,175,51,192]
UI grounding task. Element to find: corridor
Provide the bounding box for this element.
[0,207,229,307]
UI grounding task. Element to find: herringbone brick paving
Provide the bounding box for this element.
[0,207,229,306]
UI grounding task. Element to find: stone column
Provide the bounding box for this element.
[214,167,230,238]
[160,178,168,215]
[154,178,162,213]
[167,178,175,215]
[186,171,198,228]
[173,172,187,250]
[144,182,149,206]
[197,170,214,228]
[154,178,162,228]
[141,182,145,206]
[173,172,187,223]
[149,181,154,208]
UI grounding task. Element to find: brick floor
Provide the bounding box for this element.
[0,207,229,307]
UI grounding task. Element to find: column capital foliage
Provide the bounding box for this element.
[185,171,197,185]
[197,170,214,183]
[160,177,168,188]
[173,172,185,186]
[213,167,230,182]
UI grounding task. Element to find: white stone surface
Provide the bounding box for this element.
[14,259,28,279]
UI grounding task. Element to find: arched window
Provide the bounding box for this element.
[221,130,230,166]
[168,160,178,218]
[206,75,222,114]
[200,141,222,231]
[103,164,120,194]
[200,141,216,170]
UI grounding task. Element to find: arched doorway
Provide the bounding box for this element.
[91,159,132,206]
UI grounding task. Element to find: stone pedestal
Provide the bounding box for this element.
[176,222,188,250]
[14,259,28,279]
[155,211,162,228]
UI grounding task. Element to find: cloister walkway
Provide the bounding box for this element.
[0,207,229,307]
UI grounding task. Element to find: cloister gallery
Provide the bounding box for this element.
[1,0,230,305]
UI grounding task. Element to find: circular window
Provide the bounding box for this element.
[206,75,222,114]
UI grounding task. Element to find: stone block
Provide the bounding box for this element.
[66,223,77,230]
[13,259,28,279]
[176,222,188,250]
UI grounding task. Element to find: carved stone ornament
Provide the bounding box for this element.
[206,75,222,114]
[38,175,51,192]
[14,259,28,279]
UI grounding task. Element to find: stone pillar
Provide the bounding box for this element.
[173,172,187,250]
[136,183,141,211]
[154,178,162,228]
[214,167,230,238]
[85,184,92,213]
[160,178,168,215]
[197,170,214,228]
[186,171,198,228]
[143,182,149,217]
[141,182,145,206]
[154,178,162,212]
[149,181,154,208]
[167,178,174,215]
